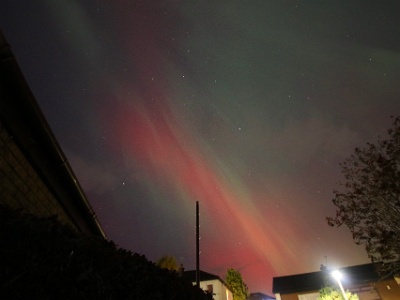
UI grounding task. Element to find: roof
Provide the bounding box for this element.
[184,270,222,282]
[273,270,325,294]
[273,263,379,294]
[249,292,276,300]
[184,270,233,293]
[0,30,106,238]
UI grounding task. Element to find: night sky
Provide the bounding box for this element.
[1,1,400,294]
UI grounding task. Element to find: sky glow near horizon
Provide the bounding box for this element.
[1,1,400,294]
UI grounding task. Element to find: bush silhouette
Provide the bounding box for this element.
[0,205,212,300]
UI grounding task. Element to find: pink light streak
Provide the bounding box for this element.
[102,2,306,292]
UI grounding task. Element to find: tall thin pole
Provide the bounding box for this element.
[196,201,200,287]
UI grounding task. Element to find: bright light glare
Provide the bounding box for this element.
[332,270,342,280]
[331,270,349,300]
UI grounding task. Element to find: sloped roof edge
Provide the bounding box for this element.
[184,270,233,292]
[0,30,106,238]
[272,263,379,295]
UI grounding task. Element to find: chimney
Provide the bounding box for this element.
[179,264,184,277]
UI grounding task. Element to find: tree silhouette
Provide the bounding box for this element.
[0,205,213,300]
[225,269,249,300]
[327,116,400,278]
[318,286,359,300]
[156,255,179,271]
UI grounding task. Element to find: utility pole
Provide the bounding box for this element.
[196,201,200,287]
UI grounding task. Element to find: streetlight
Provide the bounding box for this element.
[332,270,349,300]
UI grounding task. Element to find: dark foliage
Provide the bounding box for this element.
[225,268,249,300]
[327,116,400,278]
[0,205,213,300]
